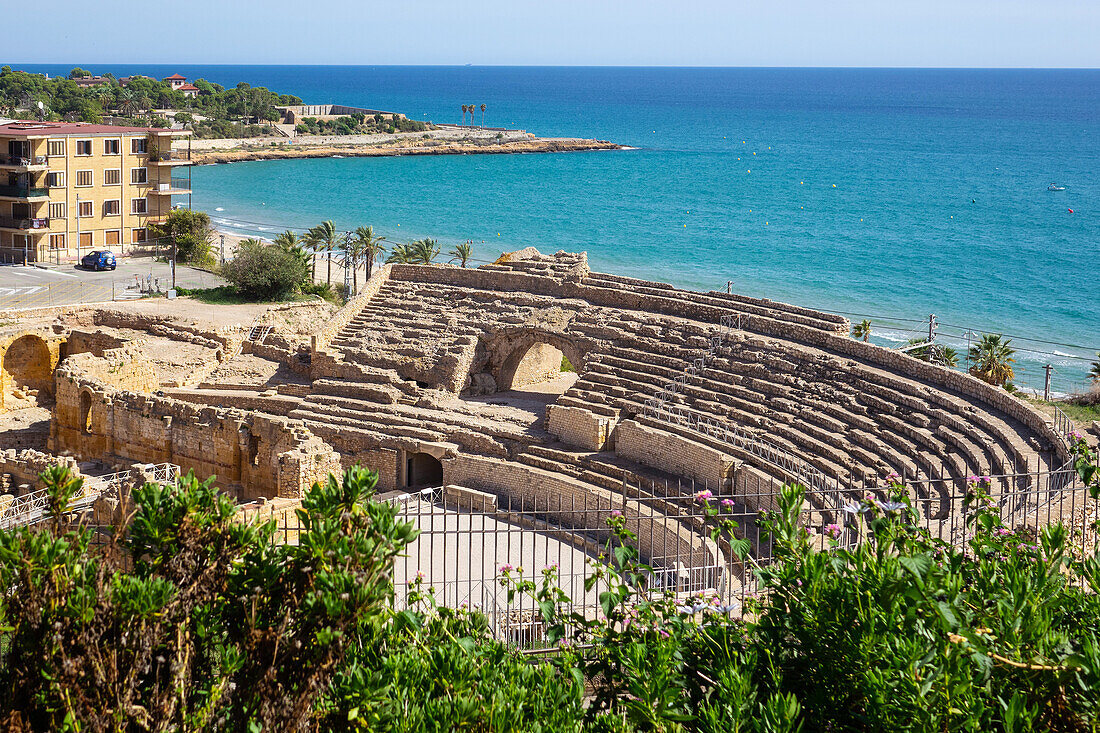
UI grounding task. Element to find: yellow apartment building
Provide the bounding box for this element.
[0,121,192,263]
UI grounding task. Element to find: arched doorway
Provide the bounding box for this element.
[80,390,93,434]
[406,452,443,489]
[494,333,584,394]
[2,335,53,407]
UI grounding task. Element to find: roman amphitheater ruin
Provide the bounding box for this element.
[0,249,1089,617]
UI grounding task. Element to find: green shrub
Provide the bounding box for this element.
[147,209,216,267]
[222,238,310,301]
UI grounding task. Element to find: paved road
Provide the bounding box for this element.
[0,258,224,310]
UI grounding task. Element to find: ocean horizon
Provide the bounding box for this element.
[18,64,1100,391]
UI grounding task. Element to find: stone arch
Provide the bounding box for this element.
[486,329,586,393]
[406,452,443,489]
[2,334,54,406]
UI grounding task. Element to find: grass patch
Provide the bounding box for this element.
[561,354,575,373]
[1058,400,1100,424]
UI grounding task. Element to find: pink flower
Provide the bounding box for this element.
[610,510,623,518]
[695,490,714,503]
[499,563,514,573]
[721,499,735,508]
[825,523,842,540]
[885,471,900,482]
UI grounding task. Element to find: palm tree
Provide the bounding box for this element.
[480,103,486,127]
[352,225,387,283]
[385,243,414,264]
[852,319,872,342]
[1090,352,1100,384]
[461,104,468,125]
[274,230,311,272]
[449,242,473,267]
[306,220,339,287]
[410,238,440,264]
[968,333,1016,387]
[934,345,959,368]
[469,103,476,128]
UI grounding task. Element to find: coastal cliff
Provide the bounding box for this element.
[191,132,622,165]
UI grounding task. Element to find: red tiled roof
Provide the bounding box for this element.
[0,121,164,137]
[178,84,199,91]
[164,74,186,80]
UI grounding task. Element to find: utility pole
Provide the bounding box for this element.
[219,234,226,266]
[343,231,352,297]
[171,232,177,291]
[927,314,937,344]
[1043,364,1053,402]
[726,280,732,294]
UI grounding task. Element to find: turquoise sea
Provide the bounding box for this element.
[27,65,1100,390]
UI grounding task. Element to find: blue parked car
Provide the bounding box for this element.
[81,250,116,271]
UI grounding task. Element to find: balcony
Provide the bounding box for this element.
[148,178,192,196]
[0,216,49,232]
[148,150,192,166]
[0,153,48,170]
[0,184,50,199]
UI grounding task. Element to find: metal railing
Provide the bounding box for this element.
[0,463,179,529]
[0,184,49,198]
[0,216,49,230]
[149,151,191,163]
[0,154,47,167]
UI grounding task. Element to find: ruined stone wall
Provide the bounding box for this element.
[50,351,339,499]
[339,448,400,493]
[615,419,735,490]
[507,342,563,389]
[65,329,133,357]
[547,404,613,451]
[0,330,66,411]
[443,452,718,568]
[0,448,80,495]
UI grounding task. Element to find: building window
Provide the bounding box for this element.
[131,197,148,214]
[131,167,148,184]
[131,138,147,154]
[104,169,121,186]
[46,171,64,188]
[76,170,93,187]
[131,227,147,243]
[47,140,65,157]
[48,202,65,219]
[75,140,92,156]
[103,200,120,216]
[78,201,93,217]
[106,229,121,246]
[49,233,65,250]
[103,139,120,155]
[79,232,93,248]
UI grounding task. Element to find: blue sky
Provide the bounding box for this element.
[7,0,1099,67]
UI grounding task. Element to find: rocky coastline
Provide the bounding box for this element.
[191,135,622,165]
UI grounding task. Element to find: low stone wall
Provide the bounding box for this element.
[615,419,735,490]
[443,452,719,569]
[547,404,613,451]
[66,329,133,357]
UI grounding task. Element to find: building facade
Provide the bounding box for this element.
[0,122,191,263]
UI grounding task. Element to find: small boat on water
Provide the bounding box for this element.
[1048,183,1066,191]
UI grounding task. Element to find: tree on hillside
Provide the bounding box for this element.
[68,67,92,79]
[305,220,339,287]
[480,103,486,126]
[273,230,312,273]
[968,333,1016,387]
[852,319,872,342]
[449,242,473,267]
[352,225,387,287]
